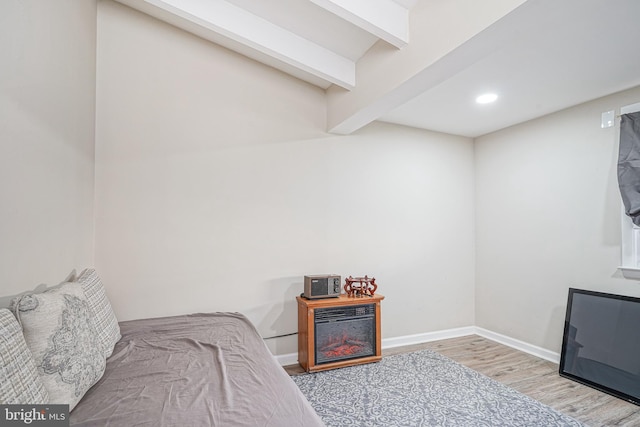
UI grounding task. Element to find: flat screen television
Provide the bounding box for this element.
[560,288,640,405]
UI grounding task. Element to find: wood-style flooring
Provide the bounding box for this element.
[284,335,640,427]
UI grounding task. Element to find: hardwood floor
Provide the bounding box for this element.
[285,335,640,426]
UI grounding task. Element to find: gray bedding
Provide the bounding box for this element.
[70,312,324,427]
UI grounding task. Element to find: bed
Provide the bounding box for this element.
[69,312,325,427]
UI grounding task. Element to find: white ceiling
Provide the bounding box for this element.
[379,0,640,137]
[115,0,640,138]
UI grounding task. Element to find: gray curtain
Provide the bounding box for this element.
[618,111,640,226]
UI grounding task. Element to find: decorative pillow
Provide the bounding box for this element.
[62,269,77,283]
[0,309,49,404]
[77,268,121,358]
[11,282,106,410]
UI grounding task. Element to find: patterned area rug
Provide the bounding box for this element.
[291,349,584,427]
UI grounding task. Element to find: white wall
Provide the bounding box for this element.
[6,0,639,361]
[475,85,640,352]
[9,0,639,361]
[0,0,96,300]
[95,0,475,355]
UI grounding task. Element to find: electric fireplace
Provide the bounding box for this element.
[297,294,384,372]
[315,304,376,365]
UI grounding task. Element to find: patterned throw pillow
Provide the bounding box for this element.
[11,283,106,411]
[77,269,121,358]
[0,309,49,404]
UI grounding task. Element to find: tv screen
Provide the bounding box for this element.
[560,288,640,405]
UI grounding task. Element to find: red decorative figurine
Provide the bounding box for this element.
[344,275,377,297]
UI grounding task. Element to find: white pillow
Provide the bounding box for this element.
[11,282,106,410]
[0,309,49,404]
[77,269,121,358]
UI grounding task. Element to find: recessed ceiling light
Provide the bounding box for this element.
[476,93,498,104]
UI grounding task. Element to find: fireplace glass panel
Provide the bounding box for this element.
[314,304,376,365]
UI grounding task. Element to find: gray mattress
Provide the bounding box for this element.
[70,312,325,427]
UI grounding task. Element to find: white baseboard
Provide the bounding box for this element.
[474,327,560,364]
[381,326,476,349]
[275,352,299,367]
[274,326,560,366]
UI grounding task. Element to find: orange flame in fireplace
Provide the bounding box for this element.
[320,331,367,358]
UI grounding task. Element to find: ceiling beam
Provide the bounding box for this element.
[326,0,529,134]
[117,0,356,89]
[309,0,409,48]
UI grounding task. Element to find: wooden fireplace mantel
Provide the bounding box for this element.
[296,294,384,372]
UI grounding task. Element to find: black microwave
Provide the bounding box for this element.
[303,275,341,299]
